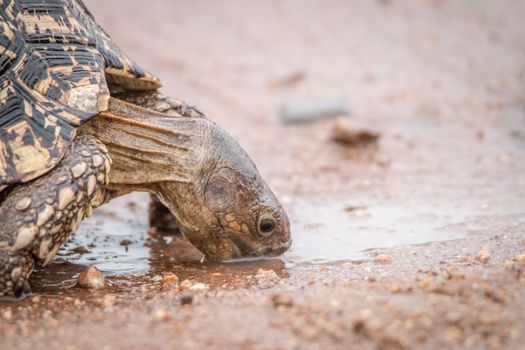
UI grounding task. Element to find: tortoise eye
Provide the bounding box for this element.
[258,217,275,236]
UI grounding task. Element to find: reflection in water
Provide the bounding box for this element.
[30,185,522,298]
[31,195,289,297]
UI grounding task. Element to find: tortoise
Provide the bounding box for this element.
[0,0,291,298]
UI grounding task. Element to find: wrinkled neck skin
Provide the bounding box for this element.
[80,98,208,200]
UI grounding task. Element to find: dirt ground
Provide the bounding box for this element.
[1,0,525,349]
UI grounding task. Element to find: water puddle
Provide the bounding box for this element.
[49,188,525,275]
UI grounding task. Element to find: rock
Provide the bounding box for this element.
[331,117,380,147]
[72,246,90,254]
[515,254,525,263]
[100,294,116,307]
[153,308,171,322]
[255,269,280,289]
[504,259,514,269]
[373,254,392,264]
[180,293,193,305]
[270,293,293,308]
[77,266,105,289]
[151,275,162,282]
[269,70,306,89]
[388,284,401,293]
[279,98,350,124]
[161,273,179,289]
[119,239,132,246]
[179,279,193,290]
[255,268,280,280]
[190,283,209,292]
[475,250,491,264]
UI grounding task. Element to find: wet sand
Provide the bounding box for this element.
[1,0,525,348]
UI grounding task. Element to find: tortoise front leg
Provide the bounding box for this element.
[0,135,110,298]
[148,194,179,231]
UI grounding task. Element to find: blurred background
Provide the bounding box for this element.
[76,0,525,266]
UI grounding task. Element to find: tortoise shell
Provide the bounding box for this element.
[0,0,161,186]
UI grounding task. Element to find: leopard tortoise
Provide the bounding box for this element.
[0,0,290,298]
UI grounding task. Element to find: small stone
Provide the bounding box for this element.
[373,254,392,263]
[255,268,280,280]
[100,294,116,307]
[388,284,401,293]
[153,308,171,322]
[2,309,12,321]
[119,239,133,246]
[179,279,192,290]
[77,266,105,289]
[70,162,87,178]
[15,197,31,211]
[280,98,350,124]
[151,275,162,282]
[161,273,180,289]
[515,254,525,264]
[270,293,293,308]
[180,293,193,305]
[475,250,491,264]
[331,117,380,147]
[73,246,89,254]
[190,283,208,292]
[504,260,514,269]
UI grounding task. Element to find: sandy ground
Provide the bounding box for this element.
[1,0,525,349]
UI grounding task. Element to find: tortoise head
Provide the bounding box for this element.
[156,120,291,260]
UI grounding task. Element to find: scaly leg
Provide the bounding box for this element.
[148,194,179,231]
[0,134,110,297]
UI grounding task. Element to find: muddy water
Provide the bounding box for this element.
[47,184,524,283]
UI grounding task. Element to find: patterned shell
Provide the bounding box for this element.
[0,0,161,187]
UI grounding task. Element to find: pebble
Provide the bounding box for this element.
[152,275,162,282]
[270,293,293,308]
[255,268,280,280]
[180,293,193,305]
[504,259,514,269]
[153,308,171,322]
[475,250,491,264]
[190,283,209,292]
[331,117,380,147]
[388,284,401,293]
[77,266,105,289]
[101,294,116,307]
[161,273,180,289]
[179,279,193,290]
[279,98,350,124]
[373,254,392,264]
[119,239,133,246]
[515,254,525,263]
